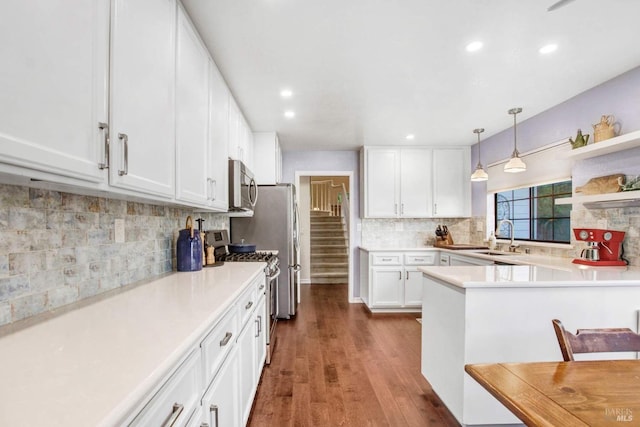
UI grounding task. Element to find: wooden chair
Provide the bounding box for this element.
[552,318,640,361]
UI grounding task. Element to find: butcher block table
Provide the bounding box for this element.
[465,360,640,426]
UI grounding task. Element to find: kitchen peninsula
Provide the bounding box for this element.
[419,261,640,426]
[0,262,266,427]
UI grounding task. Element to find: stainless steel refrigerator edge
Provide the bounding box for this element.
[231,184,300,318]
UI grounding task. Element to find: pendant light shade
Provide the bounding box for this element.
[504,107,526,173]
[470,128,488,181]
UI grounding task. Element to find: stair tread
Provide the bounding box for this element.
[313,261,349,267]
[311,272,349,277]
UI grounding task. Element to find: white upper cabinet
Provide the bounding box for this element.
[432,148,471,217]
[0,0,110,183]
[175,5,209,206]
[361,147,432,218]
[363,148,398,217]
[361,146,470,218]
[252,132,282,185]
[109,0,176,198]
[228,98,254,169]
[207,59,230,211]
[399,148,433,217]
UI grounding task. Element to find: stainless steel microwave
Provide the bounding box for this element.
[228,159,258,212]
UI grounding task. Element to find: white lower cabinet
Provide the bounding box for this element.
[255,292,267,379]
[361,250,438,312]
[129,349,202,427]
[237,310,257,425]
[199,346,240,427]
[127,274,266,427]
[404,268,425,306]
[448,253,494,266]
[371,267,404,307]
[237,290,266,425]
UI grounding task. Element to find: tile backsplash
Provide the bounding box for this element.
[361,218,474,248]
[0,184,228,326]
[361,207,640,267]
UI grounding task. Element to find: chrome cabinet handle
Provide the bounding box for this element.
[206,178,212,200]
[98,122,109,169]
[406,271,409,280]
[255,318,260,337]
[212,179,217,200]
[161,403,184,427]
[201,423,209,427]
[414,258,425,262]
[259,283,265,291]
[394,203,398,214]
[401,203,404,215]
[399,271,402,280]
[245,301,253,310]
[434,203,437,215]
[210,404,219,427]
[118,133,128,176]
[219,332,232,346]
[382,258,392,261]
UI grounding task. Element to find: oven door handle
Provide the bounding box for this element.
[267,266,281,281]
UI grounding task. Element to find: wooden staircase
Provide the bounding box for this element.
[310,210,348,284]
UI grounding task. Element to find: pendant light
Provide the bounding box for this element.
[504,107,526,173]
[470,128,488,181]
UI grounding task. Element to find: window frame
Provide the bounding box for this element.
[493,180,572,244]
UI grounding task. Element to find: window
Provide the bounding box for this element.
[494,180,572,244]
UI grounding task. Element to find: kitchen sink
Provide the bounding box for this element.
[475,251,518,256]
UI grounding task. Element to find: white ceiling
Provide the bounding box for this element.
[182,0,640,151]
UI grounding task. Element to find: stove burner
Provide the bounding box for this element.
[219,251,276,263]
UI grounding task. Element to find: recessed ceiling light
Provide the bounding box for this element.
[539,44,558,54]
[280,89,293,98]
[284,111,295,118]
[406,134,415,140]
[465,41,483,52]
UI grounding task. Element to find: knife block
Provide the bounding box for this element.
[434,234,454,247]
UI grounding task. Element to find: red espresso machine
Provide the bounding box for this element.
[572,228,627,266]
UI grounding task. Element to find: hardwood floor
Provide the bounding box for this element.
[248,284,460,426]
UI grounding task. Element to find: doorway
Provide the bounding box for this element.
[295,171,354,301]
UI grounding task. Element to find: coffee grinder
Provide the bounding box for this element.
[572,228,627,266]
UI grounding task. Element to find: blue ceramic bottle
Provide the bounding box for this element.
[177,216,202,272]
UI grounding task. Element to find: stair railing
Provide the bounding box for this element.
[311,180,339,215]
[338,183,350,237]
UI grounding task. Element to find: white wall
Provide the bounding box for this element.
[298,176,311,284]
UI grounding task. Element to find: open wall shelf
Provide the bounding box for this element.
[563,129,640,160]
[556,191,640,209]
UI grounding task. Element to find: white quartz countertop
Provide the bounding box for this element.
[0,262,265,427]
[418,264,640,288]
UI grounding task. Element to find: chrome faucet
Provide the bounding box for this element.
[496,219,519,252]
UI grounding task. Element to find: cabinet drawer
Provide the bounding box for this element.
[371,253,402,265]
[130,349,202,427]
[201,306,239,387]
[404,253,436,265]
[237,282,257,326]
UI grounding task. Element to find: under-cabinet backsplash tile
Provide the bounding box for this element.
[0,184,228,326]
[361,217,474,248]
[361,209,640,267]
